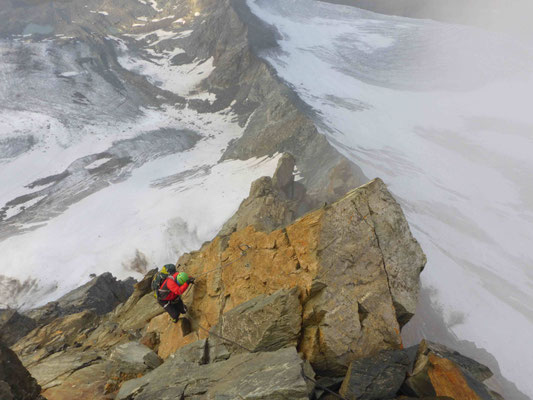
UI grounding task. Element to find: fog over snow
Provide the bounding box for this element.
[247,0,533,396]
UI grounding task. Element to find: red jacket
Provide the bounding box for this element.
[159,272,189,301]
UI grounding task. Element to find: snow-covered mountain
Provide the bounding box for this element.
[246,0,533,397]
[0,0,286,308]
[2,0,532,398]
[0,0,359,310]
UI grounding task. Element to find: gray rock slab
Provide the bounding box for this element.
[117,346,313,400]
[27,349,102,389]
[109,341,162,370]
[340,348,414,400]
[25,273,136,326]
[211,287,302,354]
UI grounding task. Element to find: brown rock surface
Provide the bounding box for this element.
[10,178,425,398]
[211,287,302,353]
[13,310,100,367]
[147,178,426,375]
[403,340,498,400]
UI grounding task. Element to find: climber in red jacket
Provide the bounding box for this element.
[157,271,195,323]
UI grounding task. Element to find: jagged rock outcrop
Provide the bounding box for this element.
[211,287,302,353]
[7,275,163,400]
[0,309,36,347]
[116,345,314,400]
[333,340,502,400]
[220,153,310,235]
[185,0,367,202]
[25,273,136,326]
[402,340,500,400]
[0,340,44,400]
[158,178,426,376]
[13,311,100,367]
[7,178,426,399]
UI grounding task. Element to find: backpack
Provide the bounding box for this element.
[151,264,178,299]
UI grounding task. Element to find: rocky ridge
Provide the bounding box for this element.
[181,0,367,201]
[2,161,503,399]
[0,0,511,399]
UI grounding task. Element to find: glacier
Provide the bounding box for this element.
[0,12,281,309]
[247,0,533,397]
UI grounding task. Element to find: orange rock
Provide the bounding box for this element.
[428,353,482,400]
[155,179,424,375]
[146,314,199,359]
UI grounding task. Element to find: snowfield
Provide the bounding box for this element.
[0,32,280,309]
[247,0,533,397]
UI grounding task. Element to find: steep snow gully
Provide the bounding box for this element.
[247,0,533,397]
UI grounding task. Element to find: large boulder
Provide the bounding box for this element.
[339,347,417,400]
[166,178,426,376]
[109,342,162,370]
[25,273,136,326]
[0,340,44,400]
[117,346,314,400]
[402,340,500,400]
[211,287,302,353]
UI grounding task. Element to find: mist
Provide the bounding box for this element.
[320,0,533,38]
[247,0,533,397]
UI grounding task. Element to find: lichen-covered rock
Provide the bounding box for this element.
[402,340,499,400]
[163,178,426,376]
[116,346,313,400]
[211,287,302,353]
[339,348,417,400]
[423,341,493,382]
[0,340,44,400]
[13,310,100,366]
[145,313,200,359]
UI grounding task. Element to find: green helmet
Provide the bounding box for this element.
[176,272,189,285]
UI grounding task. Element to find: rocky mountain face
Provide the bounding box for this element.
[0,273,134,346]
[0,163,503,399]
[0,1,513,399]
[0,0,365,311]
[24,273,136,327]
[181,0,367,201]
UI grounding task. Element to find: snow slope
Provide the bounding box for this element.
[247,0,533,396]
[0,20,280,309]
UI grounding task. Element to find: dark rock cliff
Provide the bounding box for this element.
[0,340,44,400]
